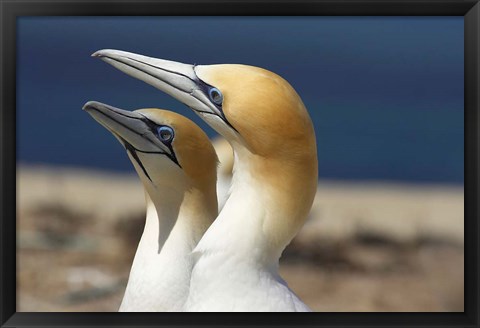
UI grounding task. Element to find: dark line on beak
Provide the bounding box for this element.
[103,55,193,94]
[127,57,197,86]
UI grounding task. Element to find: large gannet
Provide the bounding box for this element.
[83,101,218,311]
[92,50,318,312]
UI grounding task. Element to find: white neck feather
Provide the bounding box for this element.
[186,146,313,311]
[194,152,280,269]
[120,190,203,312]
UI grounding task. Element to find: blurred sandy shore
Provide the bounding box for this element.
[17,165,464,312]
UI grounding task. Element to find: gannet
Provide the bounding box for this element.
[92,50,318,312]
[83,101,218,311]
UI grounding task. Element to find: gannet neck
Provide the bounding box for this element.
[120,151,217,312]
[121,183,216,312]
[84,102,218,312]
[195,141,317,266]
[187,171,314,311]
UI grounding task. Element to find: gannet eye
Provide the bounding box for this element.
[209,88,223,105]
[157,126,174,142]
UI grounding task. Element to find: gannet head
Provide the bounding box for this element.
[83,101,218,220]
[93,50,318,253]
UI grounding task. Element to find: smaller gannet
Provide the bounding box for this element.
[211,136,233,211]
[91,50,318,311]
[83,101,218,312]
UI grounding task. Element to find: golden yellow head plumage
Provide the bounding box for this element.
[195,65,317,162]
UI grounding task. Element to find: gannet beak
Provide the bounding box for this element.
[92,49,236,132]
[83,101,179,168]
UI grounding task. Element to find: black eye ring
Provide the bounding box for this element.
[157,126,174,142]
[209,87,223,106]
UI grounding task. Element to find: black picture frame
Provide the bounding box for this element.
[1,1,478,327]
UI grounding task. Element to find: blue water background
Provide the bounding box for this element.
[17,17,464,184]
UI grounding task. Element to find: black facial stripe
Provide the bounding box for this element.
[137,113,159,131]
[216,112,238,132]
[136,113,181,168]
[120,137,152,182]
[192,109,218,116]
[134,146,181,168]
[190,108,236,131]
[192,68,239,133]
[119,134,181,184]
[165,146,181,167]
[188,93,238,133]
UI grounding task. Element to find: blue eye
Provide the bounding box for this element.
[209,87,223,105]
[157,126,174,142]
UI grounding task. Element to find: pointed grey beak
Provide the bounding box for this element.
[92,49,235,131]
[82,101,179,169]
